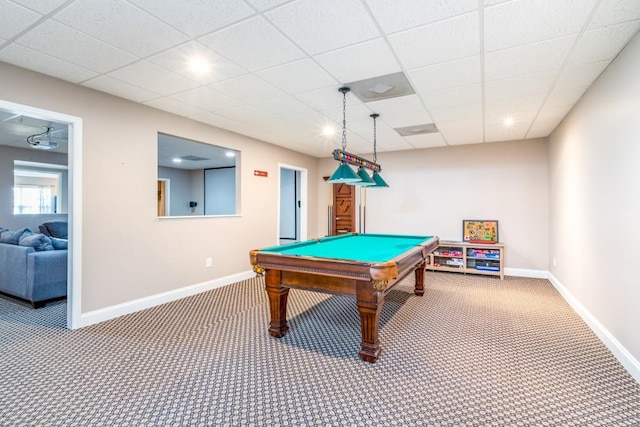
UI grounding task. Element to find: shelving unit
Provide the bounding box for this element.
[428,241,505,279]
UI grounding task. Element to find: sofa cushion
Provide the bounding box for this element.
[0,227,32,245]
[19,232,54,251]
[50,237,68,250]
[38,221,68,239]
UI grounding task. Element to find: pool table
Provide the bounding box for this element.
[249,233,439,363]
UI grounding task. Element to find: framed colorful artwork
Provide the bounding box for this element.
[462,220,499,244]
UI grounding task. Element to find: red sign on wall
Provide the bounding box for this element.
[254,170,268,177]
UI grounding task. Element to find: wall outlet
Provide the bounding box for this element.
[206,257,213,268]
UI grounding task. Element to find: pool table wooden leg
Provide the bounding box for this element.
[356,283,384,363]
[265,269,290,338]
[414,261,426,296]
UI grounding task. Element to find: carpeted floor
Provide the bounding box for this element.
[1,272,639,426]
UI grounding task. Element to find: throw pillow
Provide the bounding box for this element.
[50,237,68,250]
[39,221,68,239]
[0,227,32,245]
[19,233,54,251]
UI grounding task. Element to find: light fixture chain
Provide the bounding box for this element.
[341,89,347,151]
[373,115,377,163]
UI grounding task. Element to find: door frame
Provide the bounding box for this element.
[157,178,170,216]
[0,99,83,330]
[278,164,307,244]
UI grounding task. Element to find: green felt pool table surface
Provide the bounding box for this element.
[260,233,436,263]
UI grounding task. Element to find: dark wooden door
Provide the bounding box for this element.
[332,183,355,235]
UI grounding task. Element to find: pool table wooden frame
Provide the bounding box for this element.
[250,234,439,363]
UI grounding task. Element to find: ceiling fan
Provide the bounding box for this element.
[26,126,64,150]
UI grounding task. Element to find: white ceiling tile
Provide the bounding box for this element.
[484,94,545,119]
[589,0,640,29]
[388,12,480,69]
[420,84,481,109]
[367,0,478,34]
[370,122,415,152]
[428,103,482,122]
[189,112,241,129]
[144,97,206,117]
[313,38,401,83]
[15,20,137,73]
[82,75,159,102]
[254,96,316,118]
[569,20,640,64]
[484,72,556,101]
[0,43,97,83]
[53,0,188,56]
[526,105,573,137]
[408,56,481,93]
[294,86,360,111]
[554,60,609,88]
[11,0,68,14]
[256,58,338,94]
[484,0,598,52]
[244,0,290,11]
[0,0,42,39]
[215,105,278,128]
[485,36,576,81]
[366,95,433,128]
[265,0,379,55]
[170,86,242,111]
[283,111,340,137]
[436,118,483,145]
[129,0,255,38]
[404,133,447,149]
[320,103,375,133]
[148,41,247,85]
[199,16,305,72]
[544,86,588,109]
[108,61,200,95]
[209,74,285,103]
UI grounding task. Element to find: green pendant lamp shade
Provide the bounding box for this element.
[328,162,361,183]
[371,170,389,187]
[354,166,375,186]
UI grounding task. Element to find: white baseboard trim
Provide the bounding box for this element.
[76,270,256,329]
[504,267,548,279]
[548,272,640,384]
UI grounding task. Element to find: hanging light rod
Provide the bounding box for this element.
[332,149,381,172]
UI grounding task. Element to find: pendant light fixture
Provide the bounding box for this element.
[328,87,362,184]
[369,113,389,188]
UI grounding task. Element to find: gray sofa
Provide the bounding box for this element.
[0,224,67,308]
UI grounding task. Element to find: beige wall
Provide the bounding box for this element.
[318,138,549,273]
[549,32,640,366]
[0,62,319,313]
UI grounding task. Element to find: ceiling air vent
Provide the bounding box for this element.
[180,155,210,161]
[346,72,415,102]
[394,123,439,136]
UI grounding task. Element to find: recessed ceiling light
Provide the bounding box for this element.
[503,117,515,127]
[188,57,211,74]
[322,125,336,137]
[172,158,182,163]
[225,151,235,157]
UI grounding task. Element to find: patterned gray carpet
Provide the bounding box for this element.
[1,273,639,426]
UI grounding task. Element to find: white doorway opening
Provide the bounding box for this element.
[278,164,308,244]
[0,99,83,330]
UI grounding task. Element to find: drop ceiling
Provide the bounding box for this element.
[0,0,639,158]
